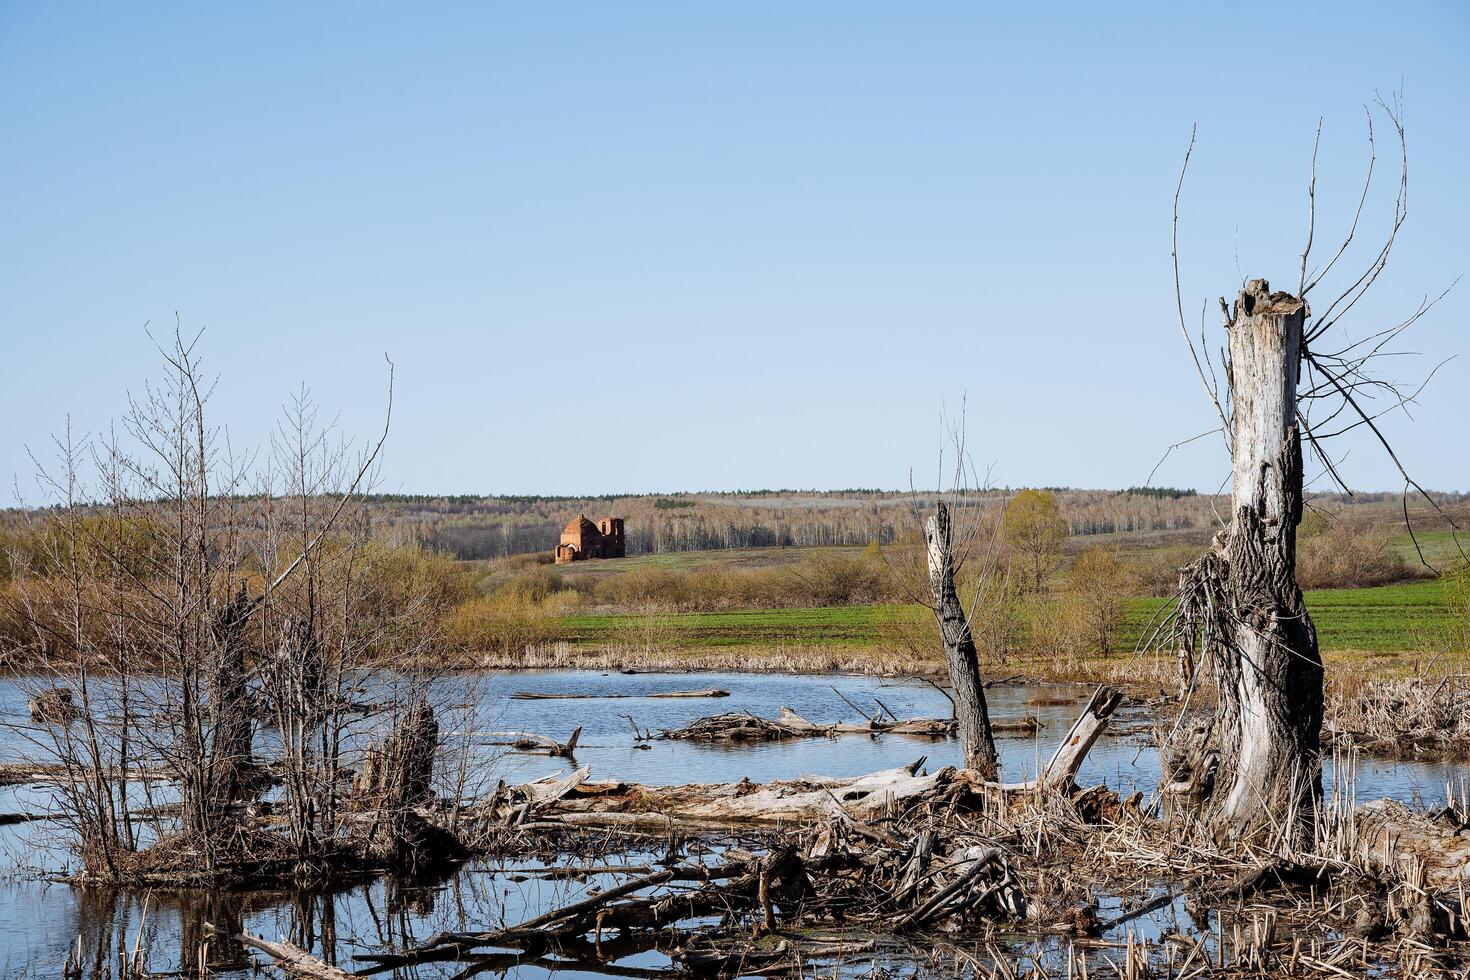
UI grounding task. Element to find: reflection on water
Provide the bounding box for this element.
[0,669,1464,978]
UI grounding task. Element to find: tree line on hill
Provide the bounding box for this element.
[287,487,1467,562]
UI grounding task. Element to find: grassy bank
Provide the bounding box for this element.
[458,576,1466,692]
[558,604,893,649]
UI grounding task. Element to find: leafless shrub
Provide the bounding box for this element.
[1296,514,1407,590]
[0,328,463,884]
[443,592,557,661]
[1057,546,1135,656]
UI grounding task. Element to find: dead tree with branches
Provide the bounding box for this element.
[899,409,1010,778]
[1166,94,1460,841]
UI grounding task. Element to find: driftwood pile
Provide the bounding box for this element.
[355,769,1033,974]
[274,687,1125,975]
[659,707,952,742]
[232,682,1470,978]
[657,706,1038,743]
[473,686,1118,835]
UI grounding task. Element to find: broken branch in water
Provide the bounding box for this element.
[225,926,356,979]
[485,728,583,756]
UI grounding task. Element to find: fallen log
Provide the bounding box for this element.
[227,926,356,979]
[0,761,171,787]
[357,863,715,966]
[1197,857,1330,904]
[1000,685,1123,792]
[1097,891,1177,932]
[501,760,960,829]
[511,688,730,700]
[1358,799,1470,890]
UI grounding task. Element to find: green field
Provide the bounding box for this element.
[1390,530,1470,570]
[1121,578,1461,653]
[552,578,1462,656]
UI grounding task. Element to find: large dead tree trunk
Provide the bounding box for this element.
[1210,279,1324,834]
[924,501,998,778]
[205,586,256,821]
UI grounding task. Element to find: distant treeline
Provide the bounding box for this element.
[6,489,1462,566]
[343,489,1467,562]
[1122,486,1198,499]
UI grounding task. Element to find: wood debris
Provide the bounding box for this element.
[657,706,1038,743]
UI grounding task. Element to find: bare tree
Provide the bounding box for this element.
[4,326,404,882]
[902,408,1008,777]
[1166,94,1460,839]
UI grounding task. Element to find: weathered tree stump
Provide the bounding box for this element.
[1174,280,1323,839]
[28,687,80,724]
[924,501,998,778]
[354,699,438,806]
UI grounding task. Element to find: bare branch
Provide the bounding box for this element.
[265,354,395,599]
[1298,117,1322,296]
[1172,125,1232,448]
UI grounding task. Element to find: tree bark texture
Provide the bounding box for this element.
[1212,279,1323,834]
[205,586,256,823]
[924,501,998,779]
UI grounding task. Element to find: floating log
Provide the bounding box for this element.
[657,707,1036,744]
[510,688,731,700]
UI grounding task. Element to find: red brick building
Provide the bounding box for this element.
[555,515,626,564]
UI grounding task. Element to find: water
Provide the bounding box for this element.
[0,669,1463,977]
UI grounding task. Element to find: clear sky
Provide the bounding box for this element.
[2,2,1466,498]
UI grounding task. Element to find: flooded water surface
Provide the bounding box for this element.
[0,669,1463,977]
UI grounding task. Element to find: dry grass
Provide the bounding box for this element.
[467,640,944,678]
[1327,664,1470,757]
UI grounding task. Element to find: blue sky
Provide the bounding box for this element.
[2,2,1466,497]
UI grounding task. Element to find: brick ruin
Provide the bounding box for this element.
[554,515,626,564]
